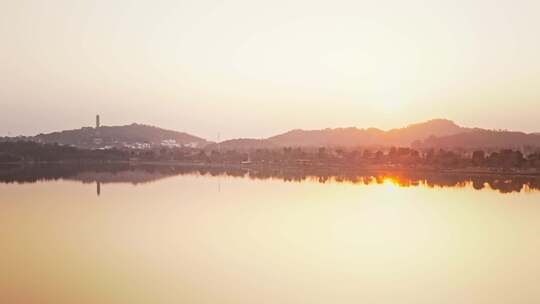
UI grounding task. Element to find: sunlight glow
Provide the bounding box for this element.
[2,0,540,137]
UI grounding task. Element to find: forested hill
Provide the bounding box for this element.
[417,129,540,149]
[34,123,209,148]
[266,119,470,147]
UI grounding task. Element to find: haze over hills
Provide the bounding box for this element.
[3,119,540,150]
[267,119,470,148]
[215,119,540,150]
[418,129,540,149]
[213,119,473,149]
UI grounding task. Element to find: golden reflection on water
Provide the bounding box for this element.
[1,163,540,194]
[1,171,540,303]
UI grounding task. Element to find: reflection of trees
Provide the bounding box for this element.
[1,164,539,194]
[0,164,191,185]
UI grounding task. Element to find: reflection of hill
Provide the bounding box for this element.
[71,171,175,185]
[1,164,539,194]
[0,164,179,185]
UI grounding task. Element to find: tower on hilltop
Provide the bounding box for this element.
[96,115,100,129]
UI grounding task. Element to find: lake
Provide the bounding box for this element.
[1,164,540,303]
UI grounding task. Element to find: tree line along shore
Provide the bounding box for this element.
[1,141,540,174]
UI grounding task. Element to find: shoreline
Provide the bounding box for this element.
[2,160,540,178]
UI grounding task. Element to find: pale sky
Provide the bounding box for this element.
[1,0,539,139]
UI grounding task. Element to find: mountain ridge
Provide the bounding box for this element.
[33,123,209,149]
[4,119,540,150]
[216,119,540,150]
[418,129,540,149]
[262,119,471,148]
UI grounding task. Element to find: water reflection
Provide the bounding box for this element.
[2,164,540,304]
[1,163,539,194]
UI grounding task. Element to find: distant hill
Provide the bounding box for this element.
[5,119,539,151]
[267,119,470,147]
[417,129,540,149]
[34,123,209,148]
[382,119,470,146]
[216,119,539,150]
[267,127,383,147]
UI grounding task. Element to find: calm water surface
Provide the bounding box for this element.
[1,166,540,303]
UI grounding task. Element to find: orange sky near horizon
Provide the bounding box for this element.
[1,0,540,139]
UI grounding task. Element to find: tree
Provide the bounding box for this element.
[472,150,485,166]
[362,149,373,159]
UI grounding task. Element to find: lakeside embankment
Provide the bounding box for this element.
[2,160,540,178]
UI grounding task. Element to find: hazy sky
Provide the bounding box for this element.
[1,0,540,139]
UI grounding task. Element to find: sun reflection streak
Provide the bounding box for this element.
[1,164,539,194]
